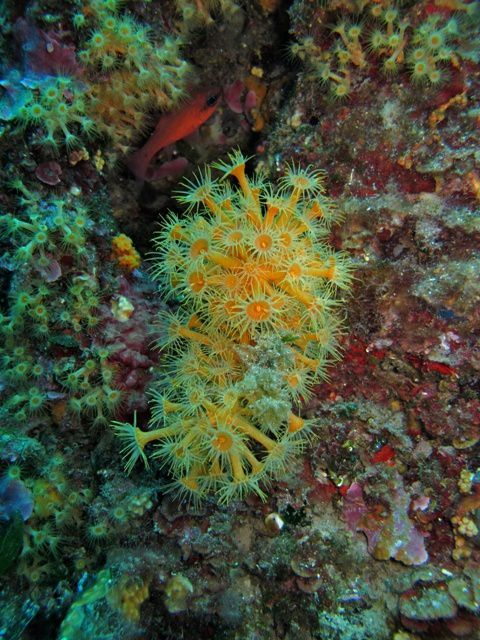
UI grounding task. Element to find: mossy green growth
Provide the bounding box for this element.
[0,182,122,427]
[0,183,95,346]
[0,513,24,576]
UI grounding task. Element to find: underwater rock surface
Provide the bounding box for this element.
[0,0,479,638]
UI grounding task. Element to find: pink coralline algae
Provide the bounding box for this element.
[343,478,428,566]
[224,80,258,124]
[99,276,159,413]
[14,18,83,77]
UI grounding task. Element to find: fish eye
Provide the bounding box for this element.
[206,94,219,106]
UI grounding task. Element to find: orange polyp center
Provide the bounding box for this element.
[188,388,204,404]
[246,300,271,322]
[254,233,273,252]
[228,230,243,244]
[223,274,237,290]
[293,176,310,189]
[288,263,302,278]
[170,224,185,240]
[286,373,300,388]
[174,446,185,459]
[288,413,304,433]
[190,238,209,258]
[188,272,206,293]
[181,477,199,491]
[212,432,234,452]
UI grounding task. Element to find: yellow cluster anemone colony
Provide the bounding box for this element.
[74,0,190,153]
[112,151,353,504]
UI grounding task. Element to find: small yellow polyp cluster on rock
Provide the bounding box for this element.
[113,151,353,504]
[109,576,150,622]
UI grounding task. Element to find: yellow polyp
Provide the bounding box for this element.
[230,163,252,198]
[177,429,197,451]
[239,330,251,344]
[216,272,237,291]
[349,45,366,68]
[235,245,249,262]
[188,271,206,293]
[163,399,182,413]
[252,186,261,205]
[264,204,279,227]
[278,281,314,307]
[243,449,264,475]
[288,412,304,433]
[210,458,223,476]
[177,325,212,346]
[220,199,233,214]
[190,238,209,258]
[236,416,277,451]
[306,201,324,220]
[329,71,346,85]
[246,299,272,322]
[254,232,273,252]
[182,476,200,492]
[229,452,246,481]
[224,299,239,316]
[295,332,319,348]
[180,418,196,429]
[262,269,284,283]
[202,196,223,217]
[201,397,217,418]
[187,314,203,329]
[286,373,300,388]
[136,426,177,449]
[212,431,234,452]
[292,349,320,371]
[170,224,186,241]
[279,231,293,247]
[262,281,280,301]
[246,208,262,228]
[306,265,335,280]
[288,263,302,279]
[207,250,242,269]
[287,188,301,209]
[226,229,244,244]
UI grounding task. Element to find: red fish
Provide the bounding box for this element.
[127,90,220,182]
